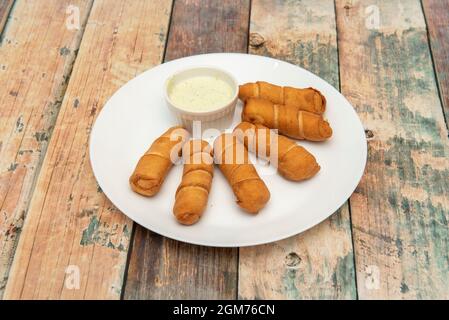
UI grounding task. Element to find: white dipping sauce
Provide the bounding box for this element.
[168,76,233,112]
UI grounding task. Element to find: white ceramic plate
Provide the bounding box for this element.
[90,53,367,247]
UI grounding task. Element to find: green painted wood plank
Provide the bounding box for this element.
[336,0,449,299]
[238,0,357,300]
[422,0,449,128]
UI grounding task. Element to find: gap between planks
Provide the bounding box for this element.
[0,0,15,42]
[421,0,449,131]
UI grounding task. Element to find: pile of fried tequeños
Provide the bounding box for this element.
[129,81,332,225]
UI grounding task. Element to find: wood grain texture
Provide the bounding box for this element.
[422,0,449,127]
[0,0,14,35]
[3,0,172,299]
[164,0,249,62]
[123,0,250,300]
[0,0,93,298]
[238,0,356,300]
[336,0,449,299]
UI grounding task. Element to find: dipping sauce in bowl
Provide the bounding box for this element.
[169,76,233,112]
[165,67,238,132]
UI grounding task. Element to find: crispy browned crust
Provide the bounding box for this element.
[242,98,332,141]
[238,81,326,114]
[234,122,320,181]
[173,140,214,225]
[129,126,189,196]
[214,133,270,214]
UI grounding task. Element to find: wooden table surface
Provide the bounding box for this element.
[0,0,448,300]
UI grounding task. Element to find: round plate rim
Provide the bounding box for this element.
[89,52,367,247]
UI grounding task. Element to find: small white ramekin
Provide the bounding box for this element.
[164,66,238,132]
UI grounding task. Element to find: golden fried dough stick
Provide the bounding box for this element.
[214,133,270,214]
[242,98,332,141]
[234,122,320,181]
[129,126,189,196]
[239,81,326,114]
[173,140,214,225]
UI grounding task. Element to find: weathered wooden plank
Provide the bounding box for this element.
[164,0,249,62]
[123,0,250,300]
[3,0,172,299]
[422,0,449,127]
[125,226,239,299]
[0,0,14,35]
[0,0,94,298]
[238,0,356,300]
[336,0,449,299]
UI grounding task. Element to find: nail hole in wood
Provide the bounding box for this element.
[249,33,265,48]
[365,129,374,139]
[285,252,301,268]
